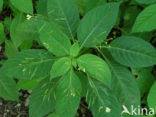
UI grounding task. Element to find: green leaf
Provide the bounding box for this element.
[132,4,156,32]
[14,18,39,41]
[0,73,19,101]
[132,68,155,96]
[11,0,33,14]
[70,42,80,57]
[109,36,156,68]
[3,17,12,32]
[50,57,71,79]
[10,13,25,47]
[29,78,56,117]
[47,0,80,39]
[1,49,54,79]
[5,40,18,57]
[135,0,156,4]
[77,3,120,48]
[74,0,107,16]
[0,0,3,13]
[37,0,48,16]
[77,54,111,87]
[101,49,140,111]
[19,40,33,50]
[74,0,88,15]
[39,22,71,56]
[148,82,156,114]
[0,22,6,45]
[48,113,59,117]
[55,69,81,117]
[85,0,107,13]
[86,78,122,117]
[17,78,42,90]
[123,6,141,32]
[75,71,88,97]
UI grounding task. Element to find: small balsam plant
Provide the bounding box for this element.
[0,0,156,117]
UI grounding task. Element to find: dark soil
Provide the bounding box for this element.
[0,91,29,117]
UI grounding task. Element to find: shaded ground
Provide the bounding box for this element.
[0,91,29,117]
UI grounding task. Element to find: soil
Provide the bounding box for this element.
[0,91,29,117]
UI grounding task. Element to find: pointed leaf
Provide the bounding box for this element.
[47,0,80,39]
[17,78,42,90]
[1,49,54,79]
[37,0,48,16]
[135,0,156,5]
[101,49,140,110]
[0,22,6,45]
[0,73,19,101]
[132,4,156,32]
[5,40,18,57]
[77,54,111,87]
[70,42,80,57]
[132,68,155,96]
[50,57,71,79]
[15,18,39,41]
[11,0,33,14]
[77,3,120,48]
[86,78,122,117]
[39,22,71,56]
[109,36,156,68]
[29,78,57,117]
[147,82,156,114]
[10,13,25,47]
[56,69,81,117]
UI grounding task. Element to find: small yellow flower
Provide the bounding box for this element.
[106,107,111,113]
[26,14,32,20]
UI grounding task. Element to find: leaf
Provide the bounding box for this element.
[15,18,39,41]
[47,0,80,39]
[3,17,12,32]
[102,50,140,111]
[29,78,57,117]
[19,40,33,50]
[1,49,54,79]
[77,54,111,88]
[17,78,42,90]
[132,4,156,32]
[123,6,141,32]
[86,78,122,117]
[55,69,81,117]
[10,0,33,14]
[85,0,107,13]
[5,40,18,57]
[75,71,88,97]
[77,3,120,48]
[70,42,80,57]
[132,68,155,96]
[109,36,156,68]
[0,73,19,101]
[0,22,6,45]
[0,0,3,12]
[74,0,88,15]
[135,0,156,4]
[74,0,107,16]
[50,57,71,79]
[39,21,71,56]
[37,0,48,16]
[148,82,156,114]
[48,113,59,117]
[10,13,25,47]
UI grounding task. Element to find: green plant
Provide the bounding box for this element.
[0,0,156,117]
